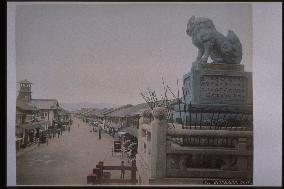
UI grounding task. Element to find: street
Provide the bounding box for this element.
[16,117,131,185]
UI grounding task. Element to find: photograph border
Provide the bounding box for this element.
[5,1,282,187]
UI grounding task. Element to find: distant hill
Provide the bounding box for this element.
[60,102,119,111]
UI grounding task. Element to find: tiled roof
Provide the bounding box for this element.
[78,108,93,115]
[16,100,37,111]
[17,79,32,84]
[30,99,59,110]
[100,108,114,116]
[84,108,112,117]
[106,103,149,117]
[20,120,49,129]
[81,109,95,116]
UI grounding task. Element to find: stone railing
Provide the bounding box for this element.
[166,129,252,180]
[136,107,253,185]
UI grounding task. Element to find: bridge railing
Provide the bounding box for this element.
[166,128,252,179]
[136,107,253,184]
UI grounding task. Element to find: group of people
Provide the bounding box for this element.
[89,120,119,139]
[106,127,119,138]
[84,119,138,181]
[37,124,72,147]
[89,123,103,140]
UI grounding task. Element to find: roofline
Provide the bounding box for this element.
[17,80,32,84]
[103,103,149,117]
[36,108,58,110]
[16,106,37,111]
[32,99,59,102]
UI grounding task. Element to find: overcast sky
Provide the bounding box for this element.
[16,3,252,106]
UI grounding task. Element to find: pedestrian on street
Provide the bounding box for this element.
[98,125,102,140]
[120,161,125,179]
[112,128,115,136]
[57,130,60,138]
[60,128,63,135]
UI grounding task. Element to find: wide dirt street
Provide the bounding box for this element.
[17,117,131,185]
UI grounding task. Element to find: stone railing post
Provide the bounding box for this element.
[136,109,152,185]
[150,107,168,178]
[137,109,152,155]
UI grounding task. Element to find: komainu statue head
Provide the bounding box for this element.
[186,16,242,64]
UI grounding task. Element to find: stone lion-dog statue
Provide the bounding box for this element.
[186,16,242,64]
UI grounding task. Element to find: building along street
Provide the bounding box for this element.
[16,117,131,185]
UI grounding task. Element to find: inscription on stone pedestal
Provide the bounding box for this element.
[200,75,247,102]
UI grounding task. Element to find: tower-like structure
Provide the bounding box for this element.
[17,79,32,102]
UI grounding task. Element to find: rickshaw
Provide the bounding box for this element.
[112,140,122,157]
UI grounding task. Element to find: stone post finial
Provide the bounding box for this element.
[150,107,167,179]
[152,107,168,121]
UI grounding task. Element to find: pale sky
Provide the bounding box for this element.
[16,3,252,106]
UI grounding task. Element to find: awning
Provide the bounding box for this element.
[118,131,126,135]
[123,127,138,138]
[20,121,47,130]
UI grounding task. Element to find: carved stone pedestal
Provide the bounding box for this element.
[183,62,252,106]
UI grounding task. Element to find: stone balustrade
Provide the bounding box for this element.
[136,107,252,185]
[167,129,252,138]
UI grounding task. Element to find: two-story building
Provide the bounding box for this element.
[30,99,59,129]
[16,79,60,149]
[16,99,38,149]
[104,103,149,139]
